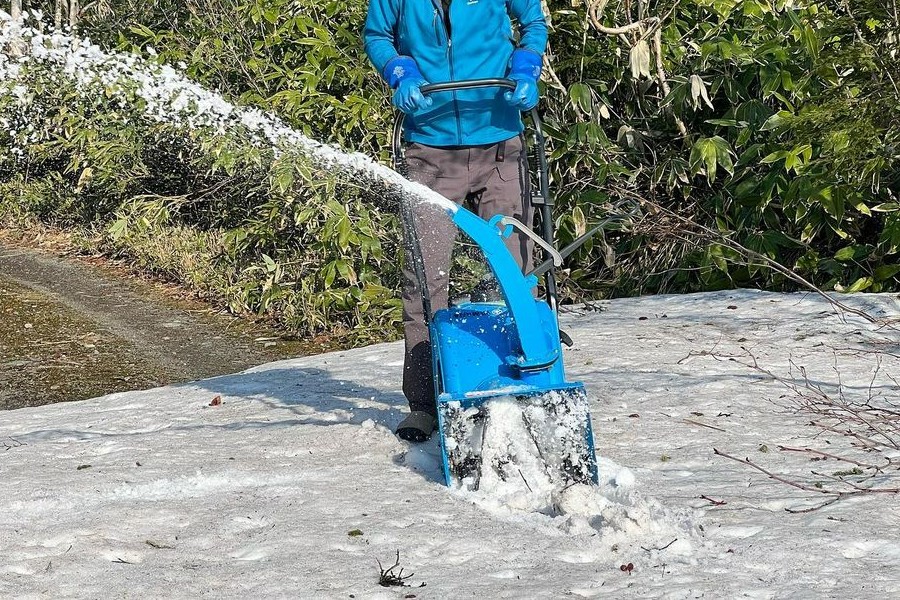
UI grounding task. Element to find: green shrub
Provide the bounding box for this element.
[0,23,404,342]
[539,0,899,294]
[3,0,898,352]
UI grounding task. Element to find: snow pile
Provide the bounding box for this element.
[441,392,598,501]
[0,13,458,214]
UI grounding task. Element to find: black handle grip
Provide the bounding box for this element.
[420,78,516,94]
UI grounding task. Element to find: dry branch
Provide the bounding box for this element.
[709,343,900,511]
[377,550,421,588]
[714,448,898,503]
[776,445,890,472]
[585,0,688,136]
[632,196,893,328]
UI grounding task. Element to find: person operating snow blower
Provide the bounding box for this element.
[363,0,548,443]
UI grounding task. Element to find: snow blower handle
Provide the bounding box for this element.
[419,80,562,314]
[391,78,561,311]
[419,78,516,94]
[494,216,562,268]
[392,79,535,164]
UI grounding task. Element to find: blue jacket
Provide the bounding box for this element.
[364,0,548,147]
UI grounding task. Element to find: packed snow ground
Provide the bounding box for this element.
[2,289,900,598]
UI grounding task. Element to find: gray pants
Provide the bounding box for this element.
[401,135,533,414]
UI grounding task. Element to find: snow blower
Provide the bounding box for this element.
[392,79,603,489]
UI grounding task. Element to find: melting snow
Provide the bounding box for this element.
[2,290,899,597]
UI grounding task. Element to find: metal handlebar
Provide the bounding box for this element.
[420,78,516,94]
[391,78,543,172]
[495,216,562,268]
[390,77,562,313]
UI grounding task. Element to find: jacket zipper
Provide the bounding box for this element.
[436,3,463,144]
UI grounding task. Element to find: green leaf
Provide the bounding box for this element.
[874,264,900,282]
[709,245,729,274]
[324,262,336,288]
[761,111,791,131]
[275,168,294,194]
[760,150,787,164]
[337,214,351,248]
[833,246,863,261]
[844,277,873,293]
[689,137,733,182]
[568,83,593,114]
[819,188,845,221]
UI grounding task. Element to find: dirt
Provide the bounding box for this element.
[0,242,338,410]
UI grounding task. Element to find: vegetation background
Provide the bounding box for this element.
[1,0,898,344]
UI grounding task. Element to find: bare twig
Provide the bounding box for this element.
[783,496,842,513]
[587,0,649,35]
[641,538,678,552]
[633,196,890,327]
[682,418,726,433]
[377,550,420,588]
[652,28,687,137]
[809,469,881,492]
[714,448,834,496]
[715,447,900,507]
[518,468,534,493]
[3,437,25,451]
[585,0,687,136]
[699,495,727,506]
[776,445,889,472]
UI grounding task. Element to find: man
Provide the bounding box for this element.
[364,0,548,442]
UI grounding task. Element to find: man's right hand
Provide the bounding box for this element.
[393,79,433,114]
[383,55,434,114]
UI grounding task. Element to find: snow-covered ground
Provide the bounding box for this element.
[2,289,899,598]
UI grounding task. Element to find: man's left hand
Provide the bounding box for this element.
[504,78,539,110]
[505,49,542,111]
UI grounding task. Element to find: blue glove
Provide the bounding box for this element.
[382,55,433,114]
[504,49,542,111]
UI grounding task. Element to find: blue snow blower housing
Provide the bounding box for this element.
[393,79,605,489]
[431,208,599,487]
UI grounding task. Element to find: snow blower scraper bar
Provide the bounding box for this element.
[392,78,600,489]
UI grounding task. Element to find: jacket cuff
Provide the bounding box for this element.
[509,48,542,81]
[382,55,422,89]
